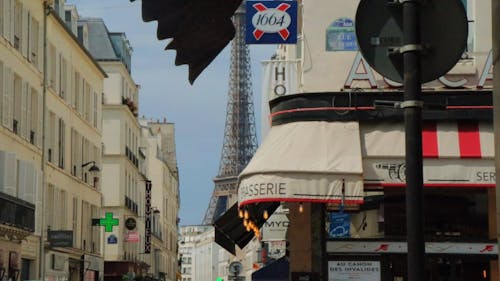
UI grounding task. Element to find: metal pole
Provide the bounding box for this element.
[402,1,425,281]
[492,0,500,273]
[39,2,49,281]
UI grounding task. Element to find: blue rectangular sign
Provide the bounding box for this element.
[329,213,350,238]
[246,1,298,44]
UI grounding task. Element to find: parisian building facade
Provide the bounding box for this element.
[0,1,179,281]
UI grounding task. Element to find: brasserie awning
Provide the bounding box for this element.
[238,121,365,208]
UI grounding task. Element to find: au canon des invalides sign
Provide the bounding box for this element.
[246,1,297,44]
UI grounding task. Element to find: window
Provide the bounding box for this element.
[45,184,55,228]
[93,92,98,128]
[74,72,80,109]
[13,74,21,134]
[13,0,21,50]
[30,18,40,67]
[81,201,90,251]
[0,62,3,124]
[58,118,65,169]
[72,198,78,247]
[48,44,56,89]
[29,87,38,145]
[59,56,67,99]
[384,189,488,240]
[24,83,31,141]
[59,189,67,229]
[91,205,100,253]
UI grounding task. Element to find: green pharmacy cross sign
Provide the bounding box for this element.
[95,212,119,232]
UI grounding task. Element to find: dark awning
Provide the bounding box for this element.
[214,202,280,255]
[251,256,289,281]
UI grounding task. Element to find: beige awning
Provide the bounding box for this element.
[238,121,364,207]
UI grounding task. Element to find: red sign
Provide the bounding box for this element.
[125,232,139,242]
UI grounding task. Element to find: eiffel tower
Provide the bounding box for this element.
[203,1,258,225]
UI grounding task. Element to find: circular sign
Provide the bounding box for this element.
[229,261,242,275]
[125,218,137,230]
[355,0,468,83]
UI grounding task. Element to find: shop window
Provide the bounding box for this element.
[384,188,488,240]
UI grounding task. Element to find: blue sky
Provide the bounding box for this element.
[67,0,275,225]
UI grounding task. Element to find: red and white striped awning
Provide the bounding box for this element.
[361,121,494,159]
[361,121,494,188]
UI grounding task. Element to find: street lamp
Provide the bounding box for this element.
[82,161,100,173]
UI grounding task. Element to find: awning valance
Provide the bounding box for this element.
[238,121,364,207]
[361,121,493,158]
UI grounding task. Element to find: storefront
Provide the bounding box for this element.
[0,192,35,281]
[229,90,497,280]
[327,241,498,281]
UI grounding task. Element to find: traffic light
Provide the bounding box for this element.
[130,0,243,84]
[215,277,224,281]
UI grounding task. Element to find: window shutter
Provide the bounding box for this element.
[22,7,28,58]
[3,67,13,130]
[17,159,26,199]
[52,116,59,164]
[3,0,10,42]
[37,90,43,147]
[24,161,35,204]
[2,151,17,196]
[26,85,31,142]
[20,81,27,139]
[38,18,42,70]
[0,62,3,125]
[8,0,13,44]
[34,167,43,235]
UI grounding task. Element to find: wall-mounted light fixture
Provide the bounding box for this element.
[82,161,100,173]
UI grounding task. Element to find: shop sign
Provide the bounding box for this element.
[364,158,496,186]
[125,232,139,243]
[261,208,289,241]
[107,235,118,244]
[48,231,73,247]
[327,241,499,255]
[144,180,152,253]
[125,218,137,231]
[328,261,380,281]
[344,50,493,89]
[265,240,286,260]
[261,60,300,137]
[246,1,297,44]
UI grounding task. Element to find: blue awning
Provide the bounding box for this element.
[251,257,289,281]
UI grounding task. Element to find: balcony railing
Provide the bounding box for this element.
[0,192,35,232]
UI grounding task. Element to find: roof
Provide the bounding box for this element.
[78,18,119,60]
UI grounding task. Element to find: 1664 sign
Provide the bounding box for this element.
[144,180,152,253]
[246,1,297,44]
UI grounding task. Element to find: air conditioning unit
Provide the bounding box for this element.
[0,151,17,197]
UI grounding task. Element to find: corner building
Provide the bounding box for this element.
[239,0,498,280]
[0,1,106,281]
